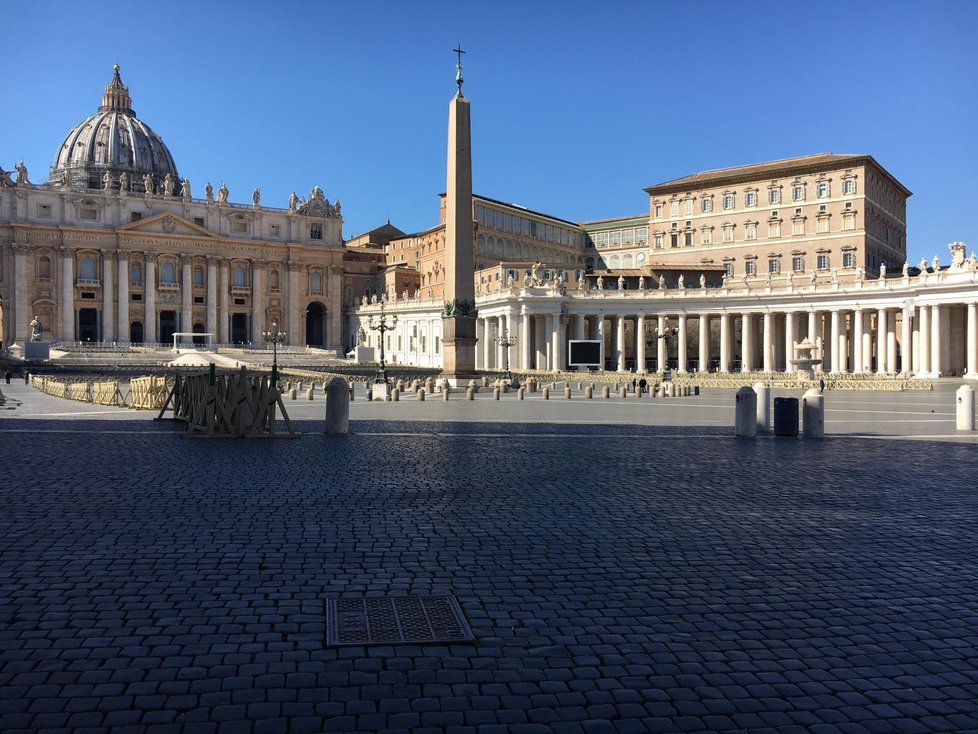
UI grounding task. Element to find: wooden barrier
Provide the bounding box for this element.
[129,376,169,409]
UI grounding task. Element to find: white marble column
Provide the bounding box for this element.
[535,315,548,370]
[222,259,234,344]
[900,306,912,374]
[719,313,730,373]
[101,252,114,343]
[596,316,606,369]
[784,311,795,374]
[206,256,218,340]
[252,260,264,342]
[763,312,773,373]
[887,314,897,375]
[741,313,753,372]
[930,305,942,376]
[12,245,30,342]
[521,309,531,370]
[677,313,687,372]
[144,258,157,344]
[698,314,709,372]
[852,309,864,373]
[636,315,646,372]
[117,254,129,342]
[181,255,193,335]
[615,314,626,372]
[966,302,978,379]
[837,311,849,373]
[830,311,841,373]
[917,304,930,375]
[876,308,888,374]
[553,316,566,372]
[60,248,75,341]
[808,311,818,368]
[657,315,666,372]
[496,315,507,368]
[575,314,586,341]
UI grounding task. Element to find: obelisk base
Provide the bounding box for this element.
[441,316,479,386]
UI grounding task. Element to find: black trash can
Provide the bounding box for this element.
[773,397,799,437]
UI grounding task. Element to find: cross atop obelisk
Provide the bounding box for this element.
[453,45,465,95]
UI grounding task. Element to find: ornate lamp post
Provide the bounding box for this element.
[494,330,518,386]
[262,321,286,386]
[646,325,678,374]
[368,301,397,386]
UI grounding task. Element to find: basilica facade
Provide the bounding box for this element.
[0,66,345,352]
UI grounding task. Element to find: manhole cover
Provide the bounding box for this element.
[325,595,475,647]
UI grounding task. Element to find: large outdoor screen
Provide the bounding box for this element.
[568,340,602,367]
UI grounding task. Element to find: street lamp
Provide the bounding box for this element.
[368,301,397,386]
[646,325,678,373]
[494,329,518,387]
[262,321,286,386]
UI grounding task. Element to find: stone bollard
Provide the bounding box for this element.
[306,387,314,400]
[735,386,757,437]
[417,388,426,401]
[324,377,350,435]
[443,385,451,401]
[956,385,975,430]
[754,382,771,433]
[466,386,475,400]
[288,387,297,400]
[483,376,490,387]
[620,386,627,399]
[392,388,399,401]
[518,387,525,400]
[584,385,593,399]
[564,386,571,400]
[577,382,583,390]
[396,380,404,392]
[542,387,550,400]
[802,388,824,438]
[425,378,435,394]
[634,388,641,399]
[493,387,500,400]
[468,379,479,394]
[602,386,610,399]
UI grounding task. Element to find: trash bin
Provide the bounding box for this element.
[773,397,799,437]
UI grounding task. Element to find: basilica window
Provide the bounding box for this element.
[131,263,142,285]
[193,268,204,287]
[77,256,97,282]
[269,270,281,292]
[161,262,177,284]
[232,264,247,288]
[38,256,52,281]
[37,203,52,219]
[310,224,323,240]
[310,271,323,294]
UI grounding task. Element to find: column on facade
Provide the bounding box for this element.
[222,258,235,344]
[181,255,193,335]
[596,315,606,370]
[521,309,531,370]
[741,313,753,372]
[901,306,914,374]
[553,314,566,372]
[840,311,851,373]
[102,252,114,343]
[206,256,218,340]
[60,247,75,341]
[251,259,265,342]
[762,312,773,373]
[657,315,666,372]
[965,302,978,379]
[830,311,841,373]
[719,312,730,373]
[886,312,898,375]
[474,318,484,370]
[12,245,30,342]
[876,308,888,374]
[615,314,626,372]
[698,314,709,373]
[676,313,687,372]
[930,305,942,376]
[496,314,507,368]
[144,257,157,343]
[918,304,930,375]
[807,311,818,369]
[852,309,864,374]
[535,315,547,370]
[784,311,795,374]
[636,315,646,372]
[117,253,129,342]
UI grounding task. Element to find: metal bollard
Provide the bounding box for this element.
[542,387,549,400]
[324,377,350,435]
[466,386,475,400]
[392,388,399,401]
[956,385,975,430]
[565,386,571,400]
[493,387,500,400]
[735,386,758,437]
[584,385,593,399]
[518,387,525,400]
[802,389,824,438]
[417,388,425,401]
[753,382,770,433]
[602,386,610,399]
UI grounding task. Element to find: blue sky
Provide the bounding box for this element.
[2,0,976,264]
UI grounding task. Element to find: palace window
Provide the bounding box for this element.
[684,198,693,215]
[724,262,734,276]
[684,231,693,247]
[842,210,856,230]
[701,227,713,245]
[745,222,757,240]
[654,234,663,249]
[161,261,177,284]
[745,191,758,207]
[722,224,734,243]
[792,256,805,272]
[816,181,830,198]
[792,219,805,236]
[769,259,780,274]
[745,260,756,275]
[792,184,805,201]
[670,200,679,217]
[769,187,782,204]
[670,233,679,248]
[817,216,830,233]
[817,254,829,270]
[769,221,781,238]
[723,193,735,209]
[843,252,855,268]
[654,202,663,218]
[701,197,713,213]
[843,177,856,195]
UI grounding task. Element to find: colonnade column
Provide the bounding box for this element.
[181,254,193,336]
[838,311,849,373]
[12,244,30,342]
[966,302,978,379]
[657,315,666,372]
[886,313,898,375]
[676,313,687,372]
[901,306,913,374]
[784,311,795,373]
[918,304,930,375]
[930,305,942,376]
[852,310,863,373]
[698,314,709,372]
[763,312,773,373]
[741,313,753,372]
[102,253,114,343]
[475,318,484,370]
[520,309,531,370]
[117,253,129,342]
[553,315,566,372]
[830,311,841,373]
[596,316,606,369]
[719,313,730,373]
[615,314,626,372]
[808,311,818,369]
[876,308,888,374]
[144,258,157,344]
[496,315,507,368]
[636,315,646,372]
[206,256,218,341]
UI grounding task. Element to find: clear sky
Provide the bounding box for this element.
[2,0,976,265]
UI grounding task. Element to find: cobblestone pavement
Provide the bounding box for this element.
[2,383,978,732]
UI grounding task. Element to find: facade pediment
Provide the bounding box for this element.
[119,212,217,238]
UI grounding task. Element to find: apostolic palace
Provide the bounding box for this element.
[2,65,977,380]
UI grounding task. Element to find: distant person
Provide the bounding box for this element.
[639,377,648,394]
[818,377,825,394]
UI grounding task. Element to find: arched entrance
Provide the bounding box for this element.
[192,322,205,346]
[306,302,326,347]
[130,321,143,344]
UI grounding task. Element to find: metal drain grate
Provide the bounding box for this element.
[325,595,475,647]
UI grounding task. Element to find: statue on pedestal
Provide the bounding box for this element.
[253,188,261,207]
[102,171,113,191]
[30,316,42,341]
[638,275,645,290]
[15,160,28,184]
[289,191,299,211]
[678,274,685,289]
[143,173,154,195]
[217,183,229,203]
[658,274,665,289]
[205,182,214,202]
[617,274,625,290]
[118,171,128,192]
[699,274,706,289]
[163,173,175,197]
[182,179,191,199]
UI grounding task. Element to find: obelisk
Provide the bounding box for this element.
[441,47,478,385]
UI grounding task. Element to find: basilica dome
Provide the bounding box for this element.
[49,65,180,193]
